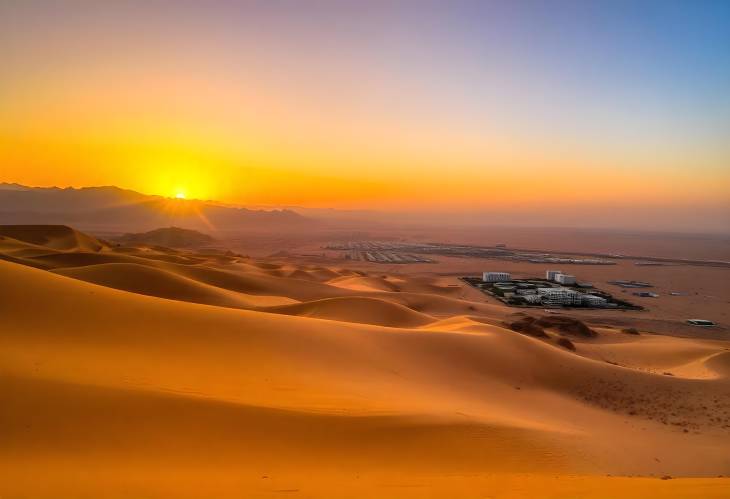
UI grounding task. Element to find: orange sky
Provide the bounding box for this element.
[1,2,728,230]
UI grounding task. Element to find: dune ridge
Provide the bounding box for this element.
[263,296,436,327]
[53,262,296,308]
[0,224,107,251]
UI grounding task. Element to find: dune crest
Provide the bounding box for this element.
[263,296,436,327]
[0,224,107,252]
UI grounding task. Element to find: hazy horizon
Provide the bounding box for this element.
[3,180,729,235]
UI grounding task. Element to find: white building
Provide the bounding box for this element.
[582,294,607,307]
[537,287,582,306]
[483,272,511,283]
[546,270,563,281]
[555,274,577,285]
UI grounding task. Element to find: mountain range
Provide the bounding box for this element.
[0,183,306,233]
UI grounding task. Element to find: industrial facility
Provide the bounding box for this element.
[461,271,641,310]
[545,269,578,285]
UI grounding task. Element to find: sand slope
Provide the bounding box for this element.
[2,226,730,498]
[264,296,436,327]
[3,259,730,496]
[0,227,508,327]
[53,262,296,308]
[0,224,107,251]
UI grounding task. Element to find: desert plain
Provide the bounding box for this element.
[2,224,730,498]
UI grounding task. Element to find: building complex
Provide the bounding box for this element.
[461,270,640,310]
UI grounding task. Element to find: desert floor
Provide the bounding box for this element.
[2,225,730,498]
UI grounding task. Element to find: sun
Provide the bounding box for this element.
[174,191,187,199]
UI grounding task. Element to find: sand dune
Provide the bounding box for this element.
[22,250,174,269]
[53,262,296,308]
[264,296,436,327]
[165,264,356,301]
[575,334,729,377]
[282,268,325,281]
[3,261,730,465]
[0,234,66,258]
[305,266,342,281]
[328,274,403,291]
[361,289,507,317]
[119,252,209,265]
[1,230,499,321]
[0,224,106,251]
[704,351,730,377]
[2,226,730,497]
[328,274,461,295]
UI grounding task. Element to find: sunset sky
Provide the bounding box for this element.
[1,1,728,230]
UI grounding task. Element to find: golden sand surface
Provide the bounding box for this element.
[2,225,729,498]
